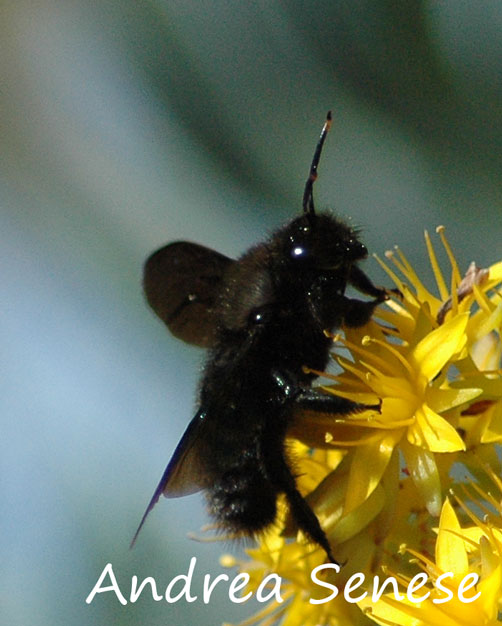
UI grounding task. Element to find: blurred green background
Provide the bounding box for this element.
[2,1,502,625]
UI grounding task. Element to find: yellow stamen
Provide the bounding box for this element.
[472,283,494,315]
[220,554,237,567]
[393,245,431,297]
[324,433,385,445]
[335,334,400,377]
[461,481,501,515]
[345,358,416,401]
[450,262,460,319]
[451,491,493,537]
[334,415,414,429]
[364,336,416,378]
[384,250,413,283]
[405,548,442,579]
[437,225,462,285]
[374,253,408,296]
[425,229,449,300]
[380,565,416,588]
[331,374,370,391]
[335,358,375,387]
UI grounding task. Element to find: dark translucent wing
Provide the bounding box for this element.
[130,409,211,547]
[143,241,233,347]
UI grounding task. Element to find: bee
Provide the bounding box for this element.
[132,112,389,563]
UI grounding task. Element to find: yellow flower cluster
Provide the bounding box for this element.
[222,227,502,626]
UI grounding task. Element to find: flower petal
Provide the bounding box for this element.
[359,594,461,626]
[402,441,442,516]
[435,498,468,575]
[343,432,401,514]
[327,484,385,544]
[426,386,482,413]
[411,313,468,381]
[408,405,465,452]
[480,402,502,444]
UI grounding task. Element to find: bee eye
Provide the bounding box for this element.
[291,246,307,259]
[348,241,368,260]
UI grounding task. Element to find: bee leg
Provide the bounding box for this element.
[271,449,338,564]
[271,369,300,404]
[345,265,396,327]
[294,388,381,415]
[348,264,388,300]
[274,370,381,415]
[285,481,338,564]
[342,296,383,328]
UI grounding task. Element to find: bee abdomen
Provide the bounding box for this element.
[207,467,278,535]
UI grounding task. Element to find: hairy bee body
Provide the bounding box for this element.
[132,115,388,563]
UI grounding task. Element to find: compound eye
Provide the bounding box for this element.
[291,245,307,259]
[249,307,269,325]
[357,242,368,258]
[346,240,368,260]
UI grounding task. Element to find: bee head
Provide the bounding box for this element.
[283,212,367,271]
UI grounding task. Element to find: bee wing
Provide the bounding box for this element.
[131,409,211,547]
[143,241,233,347]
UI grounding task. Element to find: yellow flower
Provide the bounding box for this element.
[293,228,502,517]
[360,495,502,626]
[221,229,502,626]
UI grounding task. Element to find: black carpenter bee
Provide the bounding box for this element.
[132,112,389,563]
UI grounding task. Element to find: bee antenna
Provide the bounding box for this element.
[302,111,332,217]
